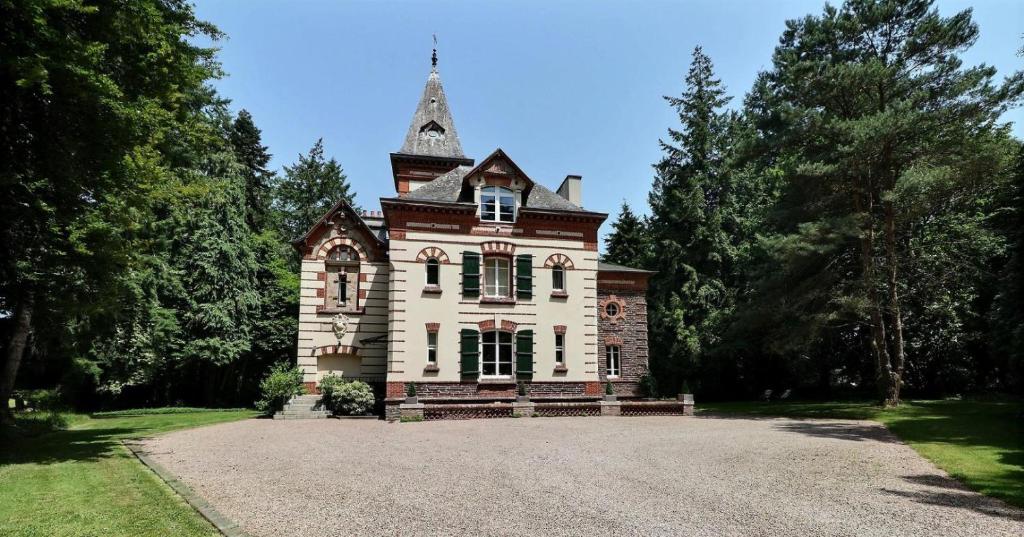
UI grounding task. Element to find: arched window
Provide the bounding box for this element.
[481,331,514,377]
[325,245,359,309]
[480,186,515,223]
[425,258,440,287]
[551,264,565,291]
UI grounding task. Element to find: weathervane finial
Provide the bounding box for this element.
[431,34,438,69]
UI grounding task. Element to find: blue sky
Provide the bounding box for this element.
[194,0,1023,248]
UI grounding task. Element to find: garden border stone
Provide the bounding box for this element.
[122,439,251,537]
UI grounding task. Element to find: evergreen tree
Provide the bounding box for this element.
[603,202,649,266]
[755,0,1023,405]
[230,109,275,231]
[646,46,736,393]
[275,139,357,241]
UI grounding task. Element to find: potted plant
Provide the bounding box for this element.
[516,381,529,403]
[405,382,418,404]
[678,381,694,404]
[603,380,616,402]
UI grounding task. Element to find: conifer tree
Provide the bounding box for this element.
[230,109,275,231]
[646,46,736,392]
[275,139,357,240]
[603,202,649,266]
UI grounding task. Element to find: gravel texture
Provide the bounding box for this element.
[142,416,1024,537]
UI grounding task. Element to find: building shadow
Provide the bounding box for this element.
[772,420,899,443]
[0,427,135,466]
[883,474,1024,521]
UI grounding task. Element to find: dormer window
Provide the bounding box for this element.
[481,186,515,223]
[419,120,445,140]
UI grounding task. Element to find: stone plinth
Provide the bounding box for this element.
[600,401,622,416]
[512,401,535,417]
[399,403,425,421]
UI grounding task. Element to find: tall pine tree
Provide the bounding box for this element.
[603,202,649,267]
[275,139,357,241]
[647,46,736,394]
[230,109,275,231]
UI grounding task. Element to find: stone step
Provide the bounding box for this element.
[273,413,329,420]
[283,404,321,411]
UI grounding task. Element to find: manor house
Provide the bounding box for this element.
[292,54,654,419]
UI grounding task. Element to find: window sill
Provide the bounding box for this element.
[477,378,516,385]
[480,297,515,305]
[422,286,442,294]
[553,365,568,373]
[550,291,569,299]
[316,306,365,315]
[423,363,440,373]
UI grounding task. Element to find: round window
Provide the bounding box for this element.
[605,303,620,317]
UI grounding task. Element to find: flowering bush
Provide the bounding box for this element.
[255,363,304,413]
[328,380,375,415]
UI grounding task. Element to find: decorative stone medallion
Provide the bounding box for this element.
[332,313,350,342]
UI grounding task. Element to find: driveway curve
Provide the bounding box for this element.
[141,416,1024,537]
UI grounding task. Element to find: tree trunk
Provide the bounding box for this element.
[852,183,897,406]
[1,291,35,425]
[883,200,905,406]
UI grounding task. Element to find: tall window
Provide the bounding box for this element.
[551,264,565,292]
[484,257,511,297]
[480,186,515,223]
[326,245,359,309]
[555,334,565,365]
[427,332,438,363]
[481,331,513,377]
[606,345,621,378]
[426,258,440,286]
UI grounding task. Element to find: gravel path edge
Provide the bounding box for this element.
[122,439,252,537]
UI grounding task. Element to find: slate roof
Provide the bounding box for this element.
[402,164,590,213]
[597,261,655,273]
[397,68,466,159]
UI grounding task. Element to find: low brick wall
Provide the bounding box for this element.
[385,381,608,403]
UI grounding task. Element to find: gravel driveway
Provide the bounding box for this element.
[141,416,1024,537]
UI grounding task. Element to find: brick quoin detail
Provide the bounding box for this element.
[553,325,567,335]
[316,288,325,298]
[359,272,369,282]
[425,322,440,333]
[316,271,327,281]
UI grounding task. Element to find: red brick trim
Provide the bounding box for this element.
[478,319,495,331]
[481,241,516,256]
[584,382,602,396]
[501,320,518,332]
[584,242,598,251]
[303,381,318,394]
[386,382,405,399]
[359,272,368,282]
[391,229,407,240]
[415,246,451,263]
[553,325,567,335]
[598,295,627,323]
[543,253,575,270]
[316,271,327,281]
[358,289,367,300]
[312,345,360,357]
[425,322,440,333]
[315,288,325,298]
[604,336,624,346]
[316,237,368,261]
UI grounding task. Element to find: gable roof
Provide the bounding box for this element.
[400,149,591,212]
[290,199,386,252]
[396,67,465,159]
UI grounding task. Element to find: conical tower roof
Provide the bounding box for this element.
[397,62,465,159]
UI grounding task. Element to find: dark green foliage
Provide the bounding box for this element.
[255,362,304,414]
[332,380,375,415]
[318,373,345,412]
[603,202,648,266]
[274,139,357,241]
[517,381,527,397]
[639,372,658,398]
[605,381,614,395]
[406,382,417,398]
[231,109,275,231]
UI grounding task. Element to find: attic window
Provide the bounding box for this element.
[481,186,515,223]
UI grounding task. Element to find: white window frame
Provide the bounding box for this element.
[480,186,515,223]
[427,332,438,363]
[606,345,621,378]
[481,331,514,378]
[425,258,440,286]
[555,334,565,365]
[551,264,565,291]
[484,257,511,298]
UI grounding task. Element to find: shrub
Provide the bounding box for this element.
[318,373,345,411]
[640,372,658,398]
[331,380,375,415]
[517,381,527,397]
[255,363,304,414]
[406,382,417,397]
[19,388,63,411]
[681,380,692,394]
[605,380,614,395]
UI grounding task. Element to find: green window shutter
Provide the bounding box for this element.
[516,254,533,299]
[460,329,479,379]
[462,252,480,298]
[516,329,534,380]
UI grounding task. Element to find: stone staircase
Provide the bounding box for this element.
[273,394,330,420]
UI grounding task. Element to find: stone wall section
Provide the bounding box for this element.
[596,289,649,397]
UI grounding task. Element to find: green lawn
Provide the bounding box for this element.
[0,408,258,537]
[700,398,1024,508]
